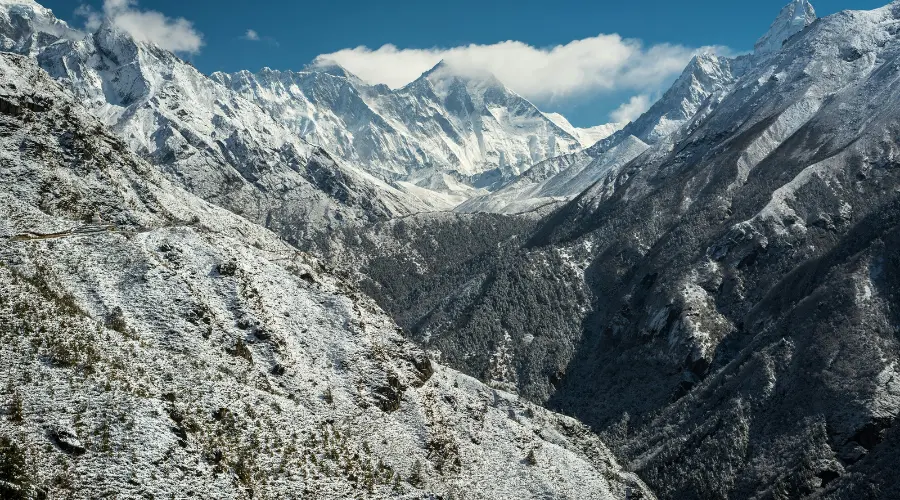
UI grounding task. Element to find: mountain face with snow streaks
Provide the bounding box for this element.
[458,52,746,214]
[754,0,818,56]
[458,1,820,215]
[213,61,614,202]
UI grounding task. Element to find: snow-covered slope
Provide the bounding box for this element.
[212,61,610,200]
[543,112,621,148]
[0,51,653,500]
[593,54,749,154]
[458,136,649,214]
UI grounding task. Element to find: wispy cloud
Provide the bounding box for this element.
[78,0,203,54]
[241,28,278,47]
[315,37,728,123]
[610,94,652,124]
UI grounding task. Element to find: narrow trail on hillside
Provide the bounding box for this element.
[5,222,205,243]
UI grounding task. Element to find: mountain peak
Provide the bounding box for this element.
[0,0,44,10]
[418,59,503,87]
[0,0,82,56]
[305,60,367,85]
[314,62,353,79]
[754,0,817,56]
[421,59,449,77]
[92,18,141,66]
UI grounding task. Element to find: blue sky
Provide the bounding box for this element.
[43,0,885,127]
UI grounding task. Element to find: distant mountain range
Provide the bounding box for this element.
[212,60,620,210]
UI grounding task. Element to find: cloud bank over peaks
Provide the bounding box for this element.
[313,35,730,120]
[78,0,203,54]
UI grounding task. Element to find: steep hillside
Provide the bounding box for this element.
[537,3,900,497]
[0,52,653,499]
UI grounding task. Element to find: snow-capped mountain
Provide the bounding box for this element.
[0,0,622,216]
[754,0,817,56]
[593,54,749,154]
[0,0,448,251]
[459,0,821,215]
[0,49,654,500]
[458,52,747,213]
[0,0,78,55]
[213,61,615,197]
[460,1,821,215]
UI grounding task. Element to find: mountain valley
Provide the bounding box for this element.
[2,0,900,498]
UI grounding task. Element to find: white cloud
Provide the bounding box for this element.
[610,94,652,124]
[78,0,203,54]
[241,28,278,46]
[314,37,728,103]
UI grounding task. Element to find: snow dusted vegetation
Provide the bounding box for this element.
[3,0,900,498]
